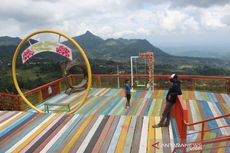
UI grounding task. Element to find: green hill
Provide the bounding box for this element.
[64,31,169,61]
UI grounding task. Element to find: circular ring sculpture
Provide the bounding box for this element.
[12,29,92,114]
[63,61,88,94]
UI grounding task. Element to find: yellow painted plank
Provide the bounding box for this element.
[147,116,155,153]
[0,112,26,130]
[115,115,132,153]
[61,115,94,153]
[155,116,163,153]
[12,113,60,153]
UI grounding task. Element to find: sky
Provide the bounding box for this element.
[0,0,230,52]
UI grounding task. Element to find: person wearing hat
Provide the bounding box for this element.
[153,74,182,128]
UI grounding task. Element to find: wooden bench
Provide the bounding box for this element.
[44,103,71,113]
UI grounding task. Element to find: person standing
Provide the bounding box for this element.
[125,79,131,109]
[153,74,182,127]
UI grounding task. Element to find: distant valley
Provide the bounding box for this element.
[0,31,229,93]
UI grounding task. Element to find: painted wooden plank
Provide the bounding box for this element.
[71,114,100,152]
[214,102,230,124]
[105,88,117,97]
[131,116,143,153]
[84,116,109,153]
[107,115,126,153]
[115,115,132,153]
[76,115,104,153]
[12,113,61,153]
[139,98,150,116]
[99,97,120,115]
[196,101,210,131]
[207,102,230,135]
[157,99,164,116]
[92,97,114,115]
[200,101,221,134]
[221,93,230,108]
[103,98,123,115]
[155,116,163,153]
[0,114,41,151]
[54,115,89,150]
[189,100,202,131]
[75,96,99,114]
[109,97,126,115]
[147,116,155,153]
[21,114,66,153]
[169,120,175,153]
[144,98,153,116]
[34,115,76,153]
[131,98,144,116]
[0,114,48,151]
[162,126,171,153]
[61,115,94,153]
[0,112,36,139]
[208,92,218,102]
[201,91,209,101]
[152,90,159,99]
[123,116,137,153]
[113,89,123,97]
[127,97,141,116]
[0,112,18,124]
[214,93,226,104]
[139,116,149,153]
[203,132,216,152]
[151,99,160,116]
[78,96,103,114]
[83,97,111,115]
[99,116,120,153]
[195,91,202,101]
[99,88,111,97]
[95,88,107,96]
[148,99,156,116]
[0,112,24,130]
[185,100,193,130]
[92,116,115,153]
[136,98,148,116]
[6,113,58,153]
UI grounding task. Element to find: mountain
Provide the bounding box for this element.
[64,31,169,62]
[0,36,21,46]
[0,31,229,67]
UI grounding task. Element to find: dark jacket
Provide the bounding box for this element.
[166,80,182,104]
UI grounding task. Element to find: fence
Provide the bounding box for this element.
[0,74,229,111]
[171,94,230,152]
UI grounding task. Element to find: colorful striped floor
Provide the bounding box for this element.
[35,88,230,133]
[0,88,229,152]
[0,112,173,153]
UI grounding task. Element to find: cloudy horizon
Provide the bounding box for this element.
[0,0,230,52]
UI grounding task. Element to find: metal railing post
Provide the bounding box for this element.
[201,122,205,141]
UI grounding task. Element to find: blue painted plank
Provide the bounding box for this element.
[107,116,126,153]
[144,98,153,116]
[200,101,221,134]
[0,112,35,138]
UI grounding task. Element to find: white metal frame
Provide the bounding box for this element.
[130,56,139,90]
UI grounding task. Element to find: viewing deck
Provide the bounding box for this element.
[0,74,230,152]
[0,88,229,152]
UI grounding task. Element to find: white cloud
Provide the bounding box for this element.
[0,0,229,48]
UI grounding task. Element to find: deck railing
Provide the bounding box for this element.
[0,74,229,151]
[0,93,20,110]
[172,94,230,152]
[0,74,229,110]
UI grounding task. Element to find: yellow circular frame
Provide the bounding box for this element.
[12,29,92,114]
